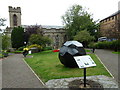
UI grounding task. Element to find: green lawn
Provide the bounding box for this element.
[25,50,111,82]
[85,49,91,52]
[112,52,120,54]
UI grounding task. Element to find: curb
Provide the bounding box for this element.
[22,58,46,87]
[95,54,114,79]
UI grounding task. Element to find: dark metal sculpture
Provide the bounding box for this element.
[59,41,86,68]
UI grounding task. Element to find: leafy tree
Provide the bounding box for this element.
[0,18,6,26]
[62,4,98,40]
[24,25,42,44]
[74,30,95,47]
[29,34,51,47]
[2,34,11,50]
[11,26,24,49]
[0,33,2,51]
[0,18,6,51]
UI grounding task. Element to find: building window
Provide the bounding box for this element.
[55,35,59,48]
[13,14,17,26]
[112,16,114,20]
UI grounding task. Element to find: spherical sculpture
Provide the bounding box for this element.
[59,41,86,68]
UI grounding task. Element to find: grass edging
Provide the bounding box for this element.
[22,58,46,86]
[112,52,120,54]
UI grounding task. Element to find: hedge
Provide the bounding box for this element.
[88,40,120,51]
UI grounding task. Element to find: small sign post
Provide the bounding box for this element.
[74,55,96,87]
[84,68,86,87]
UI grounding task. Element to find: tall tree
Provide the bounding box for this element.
[0,18,6,51]
[62,4,98,40]
[11,26,24,49]
[2,34,11,50]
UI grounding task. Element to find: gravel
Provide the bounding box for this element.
[45,75,118,88]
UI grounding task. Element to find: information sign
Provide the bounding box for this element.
[74,55,96,68]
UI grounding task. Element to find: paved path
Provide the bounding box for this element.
[94,49,119,86]
[2,54,45,88]
[0,59,2,89]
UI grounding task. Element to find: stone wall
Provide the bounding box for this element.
[9,6,21,28]
[100,11,120,38]
[42,27,66,49]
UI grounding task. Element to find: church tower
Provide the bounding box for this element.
[9,6,21,27]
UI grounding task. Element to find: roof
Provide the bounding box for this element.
[107,10,120,18]
[42,25,64,29]
[22,25,64,29]
[101,10,120,21]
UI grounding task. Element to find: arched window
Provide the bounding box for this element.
[55,35,59,49]
[13,14,17,26]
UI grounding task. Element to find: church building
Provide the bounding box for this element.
[5,6,67,49]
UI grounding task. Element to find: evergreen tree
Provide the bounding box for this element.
[11,26,24,49]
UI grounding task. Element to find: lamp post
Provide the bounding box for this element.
[24,41,26,46]
[94,29,97,32]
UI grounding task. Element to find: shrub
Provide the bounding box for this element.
[112,40,120,51]
[43,46,52,51]
[27,44,42,50]
[89,40,120,51]
[88,42,95,48]
[18,46,26,51]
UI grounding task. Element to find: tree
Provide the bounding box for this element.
[2,34,11,50]
[24,25,42,44]
[62,4,98,40]
[74,30,95,47]
[11,26,24,49]
[0,18,6,26]
[0,18,6,51]
[29,34,51,47]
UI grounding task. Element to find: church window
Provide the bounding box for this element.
[55,35,59,48]
[13,14,17,26]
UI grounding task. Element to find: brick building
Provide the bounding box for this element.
[100,10,120,39]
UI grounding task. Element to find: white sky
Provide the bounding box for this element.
[0,0,120,29]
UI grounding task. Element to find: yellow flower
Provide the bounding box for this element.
[23,48,29,51]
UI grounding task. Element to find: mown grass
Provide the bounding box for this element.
[85,49,91,52]
[25,50,111,82]
[112,52,120,54]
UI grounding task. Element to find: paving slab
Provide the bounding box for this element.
[2,54,45,88]
[0,59,2,89]
[95,49,119,85]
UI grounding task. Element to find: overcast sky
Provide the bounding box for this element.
[0,0,120,29]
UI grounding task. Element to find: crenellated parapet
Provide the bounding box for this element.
[9,6,21,13]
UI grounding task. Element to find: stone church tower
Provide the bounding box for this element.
[6,6,66,49]
[9,6,21,27]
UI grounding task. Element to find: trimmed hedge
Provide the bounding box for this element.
[88,40,120,51]
[43,46,52,51]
